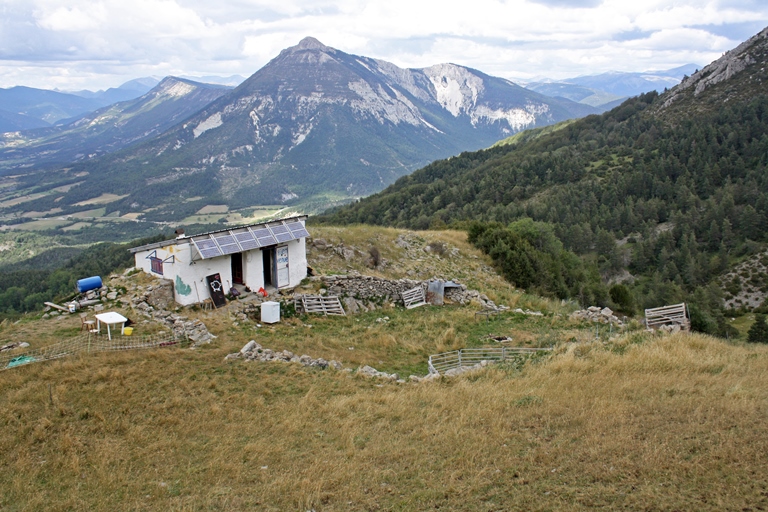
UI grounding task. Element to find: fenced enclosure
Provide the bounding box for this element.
[1,330,184,372]
[428,346,552,375]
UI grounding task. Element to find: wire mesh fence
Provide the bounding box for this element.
[428,347,551,375]
[0,330,185,371]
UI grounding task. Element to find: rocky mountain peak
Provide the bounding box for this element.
[661,25,768,108]
[294,36,331,52]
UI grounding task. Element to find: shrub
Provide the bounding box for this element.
[609,284,636,315]
[426,241,447,256]
[747,314,768,343]
[367,246,381,268]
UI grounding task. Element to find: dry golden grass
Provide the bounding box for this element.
[1,332,767,510]
[2,227,768,509]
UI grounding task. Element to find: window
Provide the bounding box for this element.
[150,257,163,275]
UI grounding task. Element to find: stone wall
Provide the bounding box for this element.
[320,273,502,310]
[321,274,424,304]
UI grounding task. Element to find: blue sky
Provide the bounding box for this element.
[1,0,767,90]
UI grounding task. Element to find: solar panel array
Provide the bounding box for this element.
[191,219,309,259]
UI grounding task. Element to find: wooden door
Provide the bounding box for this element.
[231,253,243,284]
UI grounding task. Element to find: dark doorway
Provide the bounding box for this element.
[262,248,274,287]
[231,253,243,284]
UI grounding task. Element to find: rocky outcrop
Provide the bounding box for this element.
[570,306,623,325]
[718,249,768,311]
[662,26,768,108]
[145,279,175,310]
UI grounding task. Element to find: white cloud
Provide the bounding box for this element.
[0,0,766,89]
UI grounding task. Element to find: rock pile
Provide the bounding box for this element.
[226,341,442,383]
[104,271,215,347]
[657,324,684,334]
[443,360,492,377]
[357,365,401,381]
[229,340,343,369]
[130,290,215,346]
[444,287,502,310]
[570,306,623,325]
[41,281,127,319]
[40,270,215,347]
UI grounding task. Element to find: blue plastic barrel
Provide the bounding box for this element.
[77,276,103,294]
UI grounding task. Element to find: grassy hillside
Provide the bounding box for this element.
[2,226,767,510]
[319,68,768,330]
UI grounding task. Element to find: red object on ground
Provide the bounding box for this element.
[258,287,268,297]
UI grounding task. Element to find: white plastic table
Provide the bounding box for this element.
[94,312,128,340]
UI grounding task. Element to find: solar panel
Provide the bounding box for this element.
[285,221,310,239]
[214,234,236,246]
[252,227,277,246]
[274,231,294,243]
[251,227,272,238]
[238,239,261,250]
[269,223,294,243]
[192,237,222,259]
[219,244,241,255]
[214,234,241,255]
[235,231,260,250]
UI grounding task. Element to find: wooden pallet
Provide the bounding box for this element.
[401,286,426,309]
[645,303,690,331]
[298,295,346,316]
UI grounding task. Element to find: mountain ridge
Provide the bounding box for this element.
[0,77,231,171]
[0,37,600,221]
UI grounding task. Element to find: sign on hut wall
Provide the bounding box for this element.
[206,273,227,308]
[276,246,290,288]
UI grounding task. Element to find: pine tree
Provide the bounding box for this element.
[747,314,768,343]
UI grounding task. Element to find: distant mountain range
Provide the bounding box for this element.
[523,64,701,110]
[0,87,106,128]
[0,77,231,171]
[66,77,162,106]
[0,37,606,221]
[0,75,243,133]
[0,39,706,224]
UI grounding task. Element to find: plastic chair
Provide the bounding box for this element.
[80,312,96,332]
